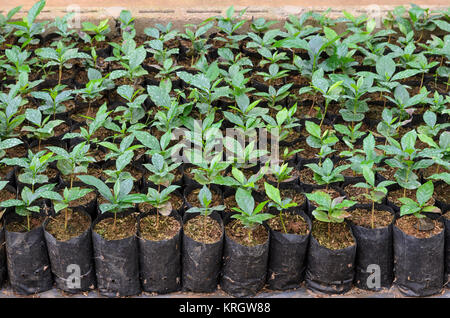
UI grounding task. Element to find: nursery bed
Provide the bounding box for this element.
[0,0,449,299]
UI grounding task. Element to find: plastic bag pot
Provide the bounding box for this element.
[347,204,395,290]
[444,215,450,286]
[267,210,311,291]
[181,211,224,293]
[393,217,445,296]
[91,211,141,297]
[43,209,96,293]
[138,210,182,294]
[306,221,356,294]
[220,214,270,297]
[0,227,6,287]
[4,213,53,295]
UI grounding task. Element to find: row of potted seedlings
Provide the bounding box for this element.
[0,1,448,297]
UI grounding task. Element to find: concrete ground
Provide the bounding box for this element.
[1,0,449,32]
[0,283,448,298]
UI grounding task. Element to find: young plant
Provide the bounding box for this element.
[109,45,148,86]
[332,75,377,124]
[36,41,90,84]
[184,151,229,187]
[181,22,214,64]
[177,62,229,116]
[118,10,136,38]
[262,104,300,141]
[76,68,114,115]
[147,84,186,132]
[255,83,292,111]
[0,183,56,231]
[78,175,141,228]
[46,142,95,188]
[21,109,64,150]
[305,120,339,162]
[334,122,365,151]
[231,187,273,242]
[80,19,110,44]
[305,69,343,127]
[224,138,267,169]
[399,181,440,228]
[0,88,26,138]
[214,165,267,192]
[51,187,93,230]
[417,110,450,138]
[63,103,111,146]
[185,185,226,237]
[1,150,54,191]
[353,162,396,228]
[378,129,433,195]
[31,85,73,119]
[50,12,78,42]
[144,153,181,188]
[305,191,356,238]
[113,85,147,124]
[385,84,427,121]
[305,158,349,189]
[8,0,47,48]
[264,182,297,234]
[418,131,450,175]
[2,46,36,79]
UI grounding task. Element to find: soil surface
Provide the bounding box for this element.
[395,215,444,238]
[139,214,181,241]
[184,215,222,243]
[94,214,137,240]
[46,209,91,241]
[225,219,268,247]
[344,184,372,204]
[138,194,184,213]
[388,188,435,207]
[186,188,223,207]
[311,219,355,250]
[267,211,309,235]
[6,215,45,233]
[349,208,393,229]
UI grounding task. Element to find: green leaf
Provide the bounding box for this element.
[77,175,113,202]
[416,181,433,206]
[235,187,254,215]
[264,182,281,206]
[305,121,321,139]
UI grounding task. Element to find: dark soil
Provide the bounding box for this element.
[280,188,305,206]
[225,219,268,247]
[138,194,183,213]
[139,214,181,241]
[344,184,372,204]
[46,209,91,241]
[299,167,315,184]
[395,215,444,238]
[378,165,397,181]
[6,215,45,233]
[311,219,355,250]
[349,207,393,229]
[267,211,309,235]
[435,182,450,205]
[94,214,137,240]
[184,215,222,243]
[0,189,16,202]
[388,188,435,207]
[186,187,223,207]
[266,167,300,183]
